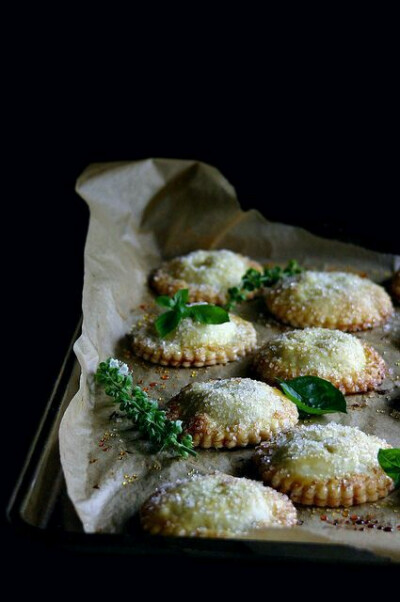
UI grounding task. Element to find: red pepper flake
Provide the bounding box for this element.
[350,514,359,521]
[397,525,400,531]
[149,382,157,387]
[139,304,147,310]
[320,514,327,521]
[161,374,169,380]
[99,442,104,447]
[143,387,149,392]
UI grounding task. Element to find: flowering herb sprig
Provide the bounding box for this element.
[95,358,196,458]
[226,260,302,310]
[155,289,229,337]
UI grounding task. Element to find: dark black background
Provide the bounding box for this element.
[4,31,399,587]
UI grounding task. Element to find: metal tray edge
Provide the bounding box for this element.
[6,320,394,564]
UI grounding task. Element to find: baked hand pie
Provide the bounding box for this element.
[253,328,386,394]
[151,249,262,305]
[264,271,393,331]
[166,378,298,448]
[131,312,257,367]
[254,424,394,507]
[392,269,400,303]
[140,473,297,537]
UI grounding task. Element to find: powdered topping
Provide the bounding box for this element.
[168,249,250,290]
[171,378,297,429]
[257,328,366,379]
[265,271,393,330]
[267,424,391,479]
[141,474,297,536]
[171,316,235,347]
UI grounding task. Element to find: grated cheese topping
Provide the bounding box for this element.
[144,474,297,535]
[170,315,236,347]
[168,249,251,290]
[266,271,393,328]
[268,424,389,479]
[173,378,297,429]
[257,328,366,379]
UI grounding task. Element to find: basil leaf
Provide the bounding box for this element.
[155,295,175,309]
[172,288,189,307]
[155,310,181,337]
[188,304,230,325]
[278,376,347,417]
[378,448,400,487]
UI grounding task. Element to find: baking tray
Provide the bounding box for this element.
[7,321,395,564]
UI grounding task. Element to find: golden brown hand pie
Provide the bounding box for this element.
[264,271,393,331]
[254,424,394,507]
[140,473,297,537]
[253,328,386,394]
[151,249,262,305]
[166,378,298,448]
[392,270,400,303]
[131,312,257,367]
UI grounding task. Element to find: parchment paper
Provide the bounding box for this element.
[59,159,400,560]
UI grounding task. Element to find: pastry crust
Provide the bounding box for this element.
[254,424,394,507]
[151,249,262,305]
[166,378,298,449]
[131,313,257,367]
[140,473,297,537]
[392,270,400,303]
[253,328,386,394]
[264,271,393,331]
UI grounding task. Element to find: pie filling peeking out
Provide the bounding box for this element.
[264,271,393,331]
[166,378,299,448]
[253,327,386,394]
[131,312,257,367]
[254,423,395,507]
[151,249,262,305]
[140,473,297,538]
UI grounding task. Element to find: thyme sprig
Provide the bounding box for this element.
[95,358,196,458]
[226,260,302,310]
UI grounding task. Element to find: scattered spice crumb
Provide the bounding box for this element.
[122,474,138,486]
[317,511,398,532]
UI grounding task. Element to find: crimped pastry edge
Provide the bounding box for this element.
[253,443,394,508]
[166,384,298,449]
[131,315,257,367]
[253,341,387,394]
[150,256,263,306]
[264,277,394,332]
[140,474,298,537]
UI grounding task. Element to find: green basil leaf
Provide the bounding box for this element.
[187,304,230,324]
[172,288,189,307]
[155,310,181,337]
[378,448,400,487]
[155,295,175,309]
[278,376,347,417]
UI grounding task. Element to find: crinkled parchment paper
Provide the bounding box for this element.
[59,159,400,560]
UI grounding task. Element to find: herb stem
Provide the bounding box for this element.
[95,358,196,458]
